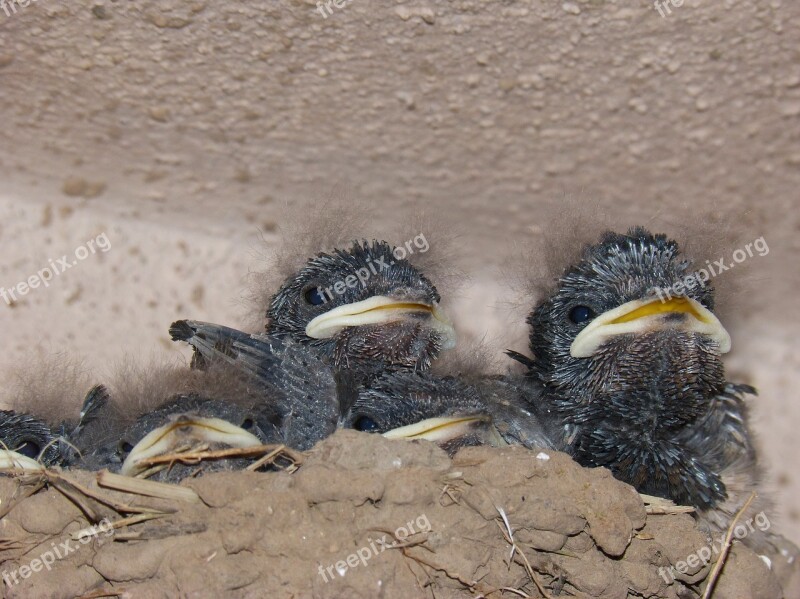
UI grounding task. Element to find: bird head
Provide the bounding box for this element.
[344,372,504,455]
[527,227,731,431]
[267,240,456,373]
[0,411,62,470]
[114,395,264,478]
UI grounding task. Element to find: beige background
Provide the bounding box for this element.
[0,1,798,542]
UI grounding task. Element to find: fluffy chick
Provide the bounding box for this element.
[73,361,319,482]
[265,239,455,378]
[0,410,62,470]
[169,320,340,450]
[522,227,758,531]
[346,370,561,456]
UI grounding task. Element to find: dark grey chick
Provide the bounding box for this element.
[169,240,455,453]
[521,227,758,531]
[0,380,110,471]
[88,394,267,481]
[346,371,561,456]
[265,240,455,379]
[72,361,318,482]
[0,410,61,470]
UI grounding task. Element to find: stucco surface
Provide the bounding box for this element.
[0,0,798,543]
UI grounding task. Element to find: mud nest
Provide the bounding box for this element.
[0,431,797,598]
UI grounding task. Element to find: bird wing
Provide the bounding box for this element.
[681,383,757,476]
[170,320,340,450]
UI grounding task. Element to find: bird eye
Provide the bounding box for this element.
[303,287,327,306]
[118,440,134,455]
[353,416,380,433]
[16,440,41,459]
[568,305,595,325]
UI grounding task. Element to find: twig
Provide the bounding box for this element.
[70,513,165,541]
[0,477,45,519]
[639,493,695,515]
[701,491,757,599]
[401,548,479,590]
[500,588,531,598]
[246,445,303,472]
[495,506,552,599]
[130,444,302,472]
[97,471,200,503]
[48,470,165,514]
[50,477,101,521]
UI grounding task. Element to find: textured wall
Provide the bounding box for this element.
[1,0,798,541]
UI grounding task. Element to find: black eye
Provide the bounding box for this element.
[16,440,41,459]
[241,418,254,430]
[568,305,595,325]
[353,416,380,433]
[303,287,327,306]
[119,441,134,455]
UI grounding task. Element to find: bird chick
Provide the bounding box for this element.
[72,362,294,482]
[1,359,108,470]
[265,240,455,378]
[0,410,61,471]
[101,395,266,481]
[522,226,759,532]
[347,371,560,456]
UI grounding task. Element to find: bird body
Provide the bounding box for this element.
[520,227,782,546]
[166,238,457,455]
[169,320,340,452]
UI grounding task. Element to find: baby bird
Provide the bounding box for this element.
[0,410,61,471]
[170,239,456,449]
[0,364,110,471]
[521,227,757,532]
[90,394,267,481]
[72,363,293,482]
[345,370,561,456]
[264,240,455,379]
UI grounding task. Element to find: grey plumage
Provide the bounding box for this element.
[69,359,306,479]
[169,320,560,456]
[264,239,455,378]
[520,227,759,530]
[0,409,62,467]
[0,381,112,470]
[81,394,268,481]
[169,320,340,451]
[167,239,456,453]
[348,371,561,455]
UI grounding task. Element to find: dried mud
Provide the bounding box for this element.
[1,431,798,599]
